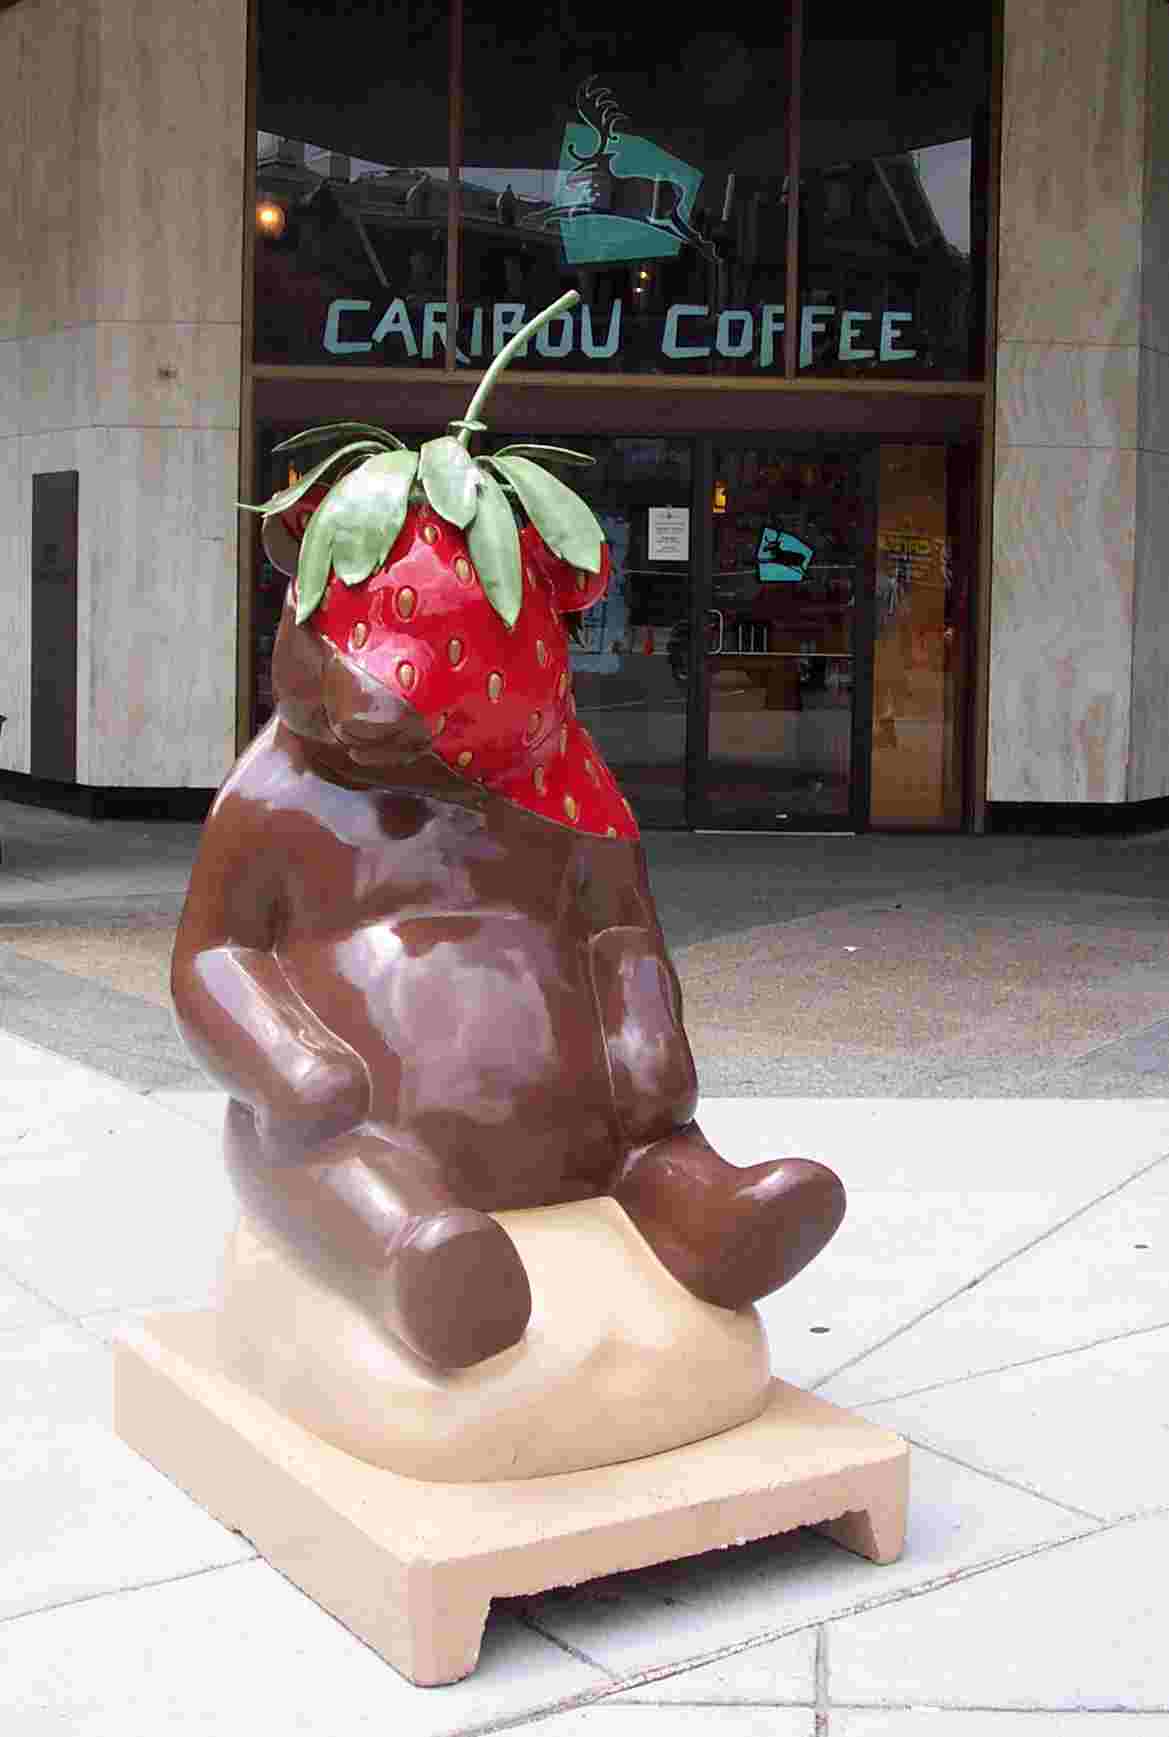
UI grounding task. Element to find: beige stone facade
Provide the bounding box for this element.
[991,0,1169,805]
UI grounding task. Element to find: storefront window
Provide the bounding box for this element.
[252,2,989,380]
[799,12,989,378]
[459,6,795,377]
[254,0,450,366]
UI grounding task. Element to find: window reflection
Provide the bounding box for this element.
[460,9,794,377]
[254,0,449,366]
[800,12,988,378]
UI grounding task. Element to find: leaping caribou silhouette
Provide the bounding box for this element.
[540,76,721,263]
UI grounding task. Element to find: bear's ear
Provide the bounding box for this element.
[261,486,328,578]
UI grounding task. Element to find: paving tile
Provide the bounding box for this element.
[543,1709,813,1735]
[519,1444,1083,1683]
[0,1322,252,1621]
[820,1165,1169,1405]
[833,1715,1152,1735]
[0,1118,233,1315]
[140,1088,227,1133]
[827,1512,1169,1711]
[611,1629,815,1704]
[860,1326,1169,1521]
[699,1100,1169,1392]
[697,1100,1169,1195]
[0,1557,606,1737]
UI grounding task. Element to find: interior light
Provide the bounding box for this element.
[712,479,728,514]
[256,199,287,239]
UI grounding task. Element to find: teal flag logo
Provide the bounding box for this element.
[757,527,813,584]
[544,78,715,267]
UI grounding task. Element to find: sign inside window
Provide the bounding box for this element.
[647,506,690,562]
[321,298,916,367]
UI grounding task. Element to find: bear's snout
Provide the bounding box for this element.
[322,653,432,761]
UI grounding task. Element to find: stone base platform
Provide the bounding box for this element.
[114,1313,909,1688]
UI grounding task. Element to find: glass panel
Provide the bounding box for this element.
[460,7,794,377]
[871,443,974,826]
[254,0,450,366]
[705,446,869,826]
[800,7,990,378]
[484,437,693,826]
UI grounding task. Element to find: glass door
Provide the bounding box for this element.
[695,442,875,829]
[505,435,693,828]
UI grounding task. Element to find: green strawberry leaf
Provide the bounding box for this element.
[467,468,523,628]
[493,443,595,468]
[272,421,404,455]
[322,448,420,586]
[240,440,386,519]
[294,494,339,623]
[485,454,604,573]
[419,435,480,528]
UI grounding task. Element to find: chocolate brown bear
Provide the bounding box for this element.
[172,301,845,1374]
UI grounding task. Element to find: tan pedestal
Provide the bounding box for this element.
[114,1313,909,1688]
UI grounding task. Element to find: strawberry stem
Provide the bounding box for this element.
[454,291,582,449]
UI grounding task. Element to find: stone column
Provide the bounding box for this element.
[0,0,246,788]
[991,0,1169,808]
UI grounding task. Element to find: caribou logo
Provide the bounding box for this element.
[543,77,719,267]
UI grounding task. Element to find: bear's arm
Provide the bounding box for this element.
[171,739,370,1150]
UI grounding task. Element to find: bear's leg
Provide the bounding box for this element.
[611,1124,846,1311]
[589,923,844,1309]
[225,1105,531,1368]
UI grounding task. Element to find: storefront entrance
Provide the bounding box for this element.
[250,425,976,831]
[557,435,974,831]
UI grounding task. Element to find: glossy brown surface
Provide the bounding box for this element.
[172,596,846,1369]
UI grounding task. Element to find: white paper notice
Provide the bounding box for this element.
[647,506,690,562]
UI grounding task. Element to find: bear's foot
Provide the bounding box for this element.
[377,1209,532,1369]
[614,1125,845,1310]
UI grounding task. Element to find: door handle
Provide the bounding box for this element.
[705,608,725,654]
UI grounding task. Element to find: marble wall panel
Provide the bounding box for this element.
[996,342,1139,450]
[82,429,236,786]
[1140,0,1169,356]
[999,0,1145,345]
[1128,451,1169,801]
[0,341,20,441]
[18,328,96,437]
[93,0,247,325]
[19,0,99,337]
[988,445,1136,803]
[0,436,29,773]
[0,6,27,340]
[92,324,242,431]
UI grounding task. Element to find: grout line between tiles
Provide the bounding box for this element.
[840,1316,1169,1408]
[811,1147,1169,1390]
[814,1624,829,1735]
[827,1701,1169,1716]
[897,1435,1105,1522]
[0,1262,77,1331]
[517,1607,619,1681]
[0,1556,257,1632]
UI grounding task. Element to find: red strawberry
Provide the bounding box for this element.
[519,522,611,617]
[249,293,637,839]
[281,497,637,841]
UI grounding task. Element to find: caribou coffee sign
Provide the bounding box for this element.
[322,298,917,368]
[319,75,920,368]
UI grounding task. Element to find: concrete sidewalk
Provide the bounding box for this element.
[1,799,1167,1731]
